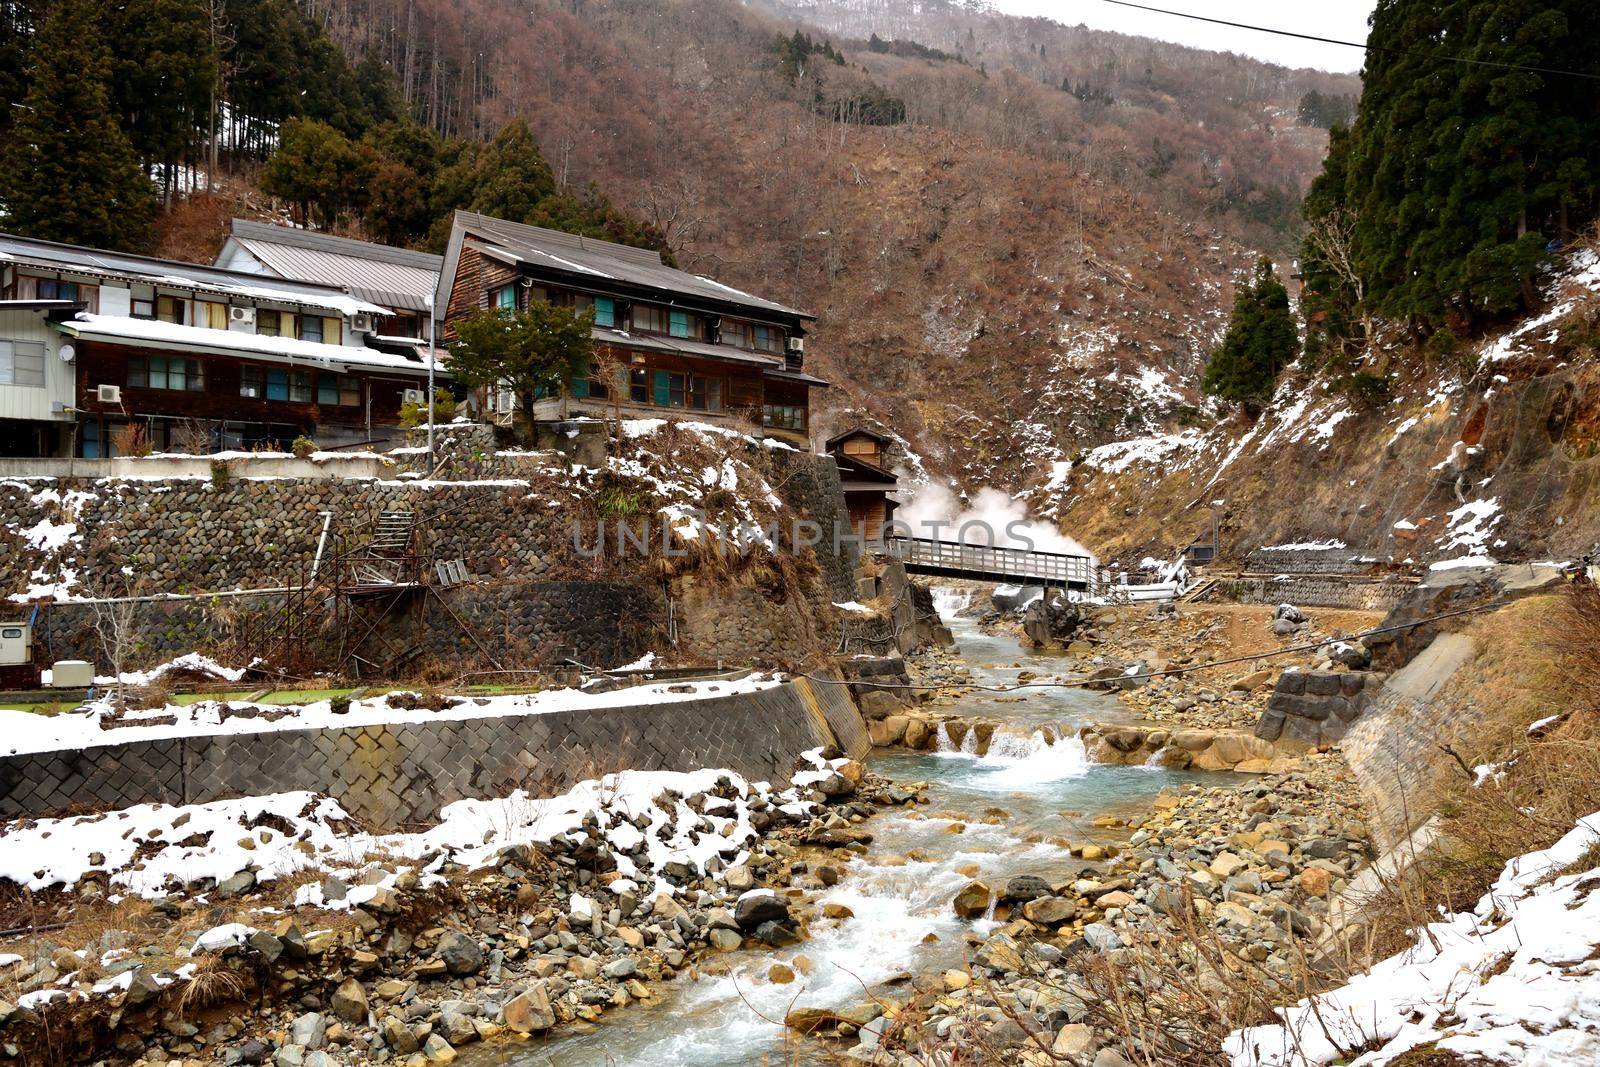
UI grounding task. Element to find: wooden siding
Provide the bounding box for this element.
[443,246,518,341]
[74,342,410,432]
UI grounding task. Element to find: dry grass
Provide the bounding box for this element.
[1356,589,1600,956]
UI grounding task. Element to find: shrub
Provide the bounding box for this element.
[399,388,458,428]
[291,435,318,459]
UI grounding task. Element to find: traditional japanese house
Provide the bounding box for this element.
[825,427,901,543]
[435,211,826,446]
[215,219,443,341]
[0,232,441,456]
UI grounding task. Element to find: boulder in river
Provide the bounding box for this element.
[952,880,994,918]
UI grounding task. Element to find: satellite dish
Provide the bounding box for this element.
[58,344,75,363]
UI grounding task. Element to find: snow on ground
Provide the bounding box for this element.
[1481,247,1600,365]
[97,652,248,686]
[0,674,783,757]
[1077,429,1204,476]
[1261,540,1347,551]
[1436,497,1502,564]
[1226,810,1600,1067]
[0,752,845,898]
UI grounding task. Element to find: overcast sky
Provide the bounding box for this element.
[992,0,1378,73]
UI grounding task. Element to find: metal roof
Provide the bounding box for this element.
[0,231,387,317]
[451,211,812,321]
[227,219,442,313]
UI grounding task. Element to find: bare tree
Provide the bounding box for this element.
[1305,206,1376,364]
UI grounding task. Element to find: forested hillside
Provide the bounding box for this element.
[0,0,1354,489]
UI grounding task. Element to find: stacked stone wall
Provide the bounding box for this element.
[1254,669,1386,748]
[1201,576,1414,611]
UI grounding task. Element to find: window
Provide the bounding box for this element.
[128,355,204,392]
[751,324,783,353]
[317,373,339,406]
[648,370,686,408]
[493,285,517,314]
[297,316,323,343]
[0,340,46,387]
[321,317,341,344]
[763,404,806,432]
[720,319,750,349]
[157,296,185,324]
[265,368,288,401]
[132,298,155,319]
[257,310,284,337]
[80,420,102,458]
[569,363,610,400]
[339,376,361,407]
[196,301,227,330]
[632,304,668,334]
[241,366,262,398]
[289,370,312,403]
[629,367,650,404]
[593,297,617,328]
[34,278,96,309]
[689,374,723,411]
[669,309,698,339]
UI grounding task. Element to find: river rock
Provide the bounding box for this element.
[1022,896,1077,925]
[502,983,555,1033]
[1082,923,1124,952]
[734,891,789,930]
[330,979,368,1024]
[952,880,994,918]
[1002,874,1052,902]
[437,931,483,976]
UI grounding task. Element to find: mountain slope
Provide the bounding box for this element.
[302,0,1353,486]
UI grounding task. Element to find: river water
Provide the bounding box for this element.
[481,593,1212,1066]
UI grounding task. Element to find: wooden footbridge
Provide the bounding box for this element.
[882,535,1097,590]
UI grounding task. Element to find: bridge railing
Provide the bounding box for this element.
[882,535,1094,587]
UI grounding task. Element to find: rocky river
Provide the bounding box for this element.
[481,595,1228,1065]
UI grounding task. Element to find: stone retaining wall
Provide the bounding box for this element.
[1254,670,1386,749]
[1198,576,1414,610]
[1243,548,1392,574]
[0,675,865,827]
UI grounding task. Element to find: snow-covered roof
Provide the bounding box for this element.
[57,314,441,376]
[0,231,388,317]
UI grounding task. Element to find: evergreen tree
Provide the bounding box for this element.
[465,119,558,223]
[449,302,595,432]
[1312,0,1600,333]
[110,0,217,195]
[260,117,370,229]
[0,0,43,137]
[1201,258,1299,415]
[0,0,155,249]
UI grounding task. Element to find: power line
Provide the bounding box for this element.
[1096,0,1600,83]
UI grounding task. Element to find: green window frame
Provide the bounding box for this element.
[265,368,288,401]
[317,373,340,406]
[669,309,694,339]
[594,297,616,328]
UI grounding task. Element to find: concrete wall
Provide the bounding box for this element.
[1340,633,1480,850]
[0,675,866,826]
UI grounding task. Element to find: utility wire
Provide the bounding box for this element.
[1096,0,1600,82]
[804,599,1508,694]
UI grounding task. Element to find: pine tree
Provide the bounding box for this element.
[261,118,371,229]
[0,0,155,250]
[1201,258,1299,415]
[110,0,217,197]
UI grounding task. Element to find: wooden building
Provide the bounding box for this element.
[825,427,900,543]
[435,211,826,446]
[0,232,440,456]
[215,219,442,341]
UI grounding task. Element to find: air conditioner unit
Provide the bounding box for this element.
[229,305,255,326]
[788,336,805,353]
[402,388,426,406]
[351,313,375,334]
[96,384,121,404]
